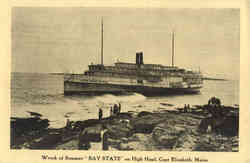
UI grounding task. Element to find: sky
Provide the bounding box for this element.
[12,7,240,80]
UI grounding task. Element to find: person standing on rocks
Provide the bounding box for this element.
[110,106,113,117]
[184,104,187,113]
[99,108,103,120]
[215,98,221,107]
[187,104,190,112]
[118,103,121,114]
[113,104,118,115]
[66,118,72,130]
[207,97,223,117]
[66,119,70,127]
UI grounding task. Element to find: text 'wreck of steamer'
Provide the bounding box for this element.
[64,20,203,96]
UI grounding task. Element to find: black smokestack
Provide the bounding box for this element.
[136,53,140,64]
[140,52,143,64]
[136,52,143,65]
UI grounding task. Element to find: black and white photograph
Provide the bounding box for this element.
[11,7,239,151]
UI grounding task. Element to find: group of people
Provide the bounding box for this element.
[208,96,221,107]
[110,103,121,116]
[207,96,223,118]
[99,108,103,120]
[98,103,122,120]
[183,104,190,113]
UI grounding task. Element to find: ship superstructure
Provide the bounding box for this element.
[64,20,203,96]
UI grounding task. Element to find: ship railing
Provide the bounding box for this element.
[64,73,202,89]
[64,74,177,88]
[64,74,107,83]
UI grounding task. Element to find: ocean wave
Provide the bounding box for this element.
[94,93,146,103]
[12,93,66,105]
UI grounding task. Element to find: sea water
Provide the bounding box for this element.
[11,72,239,128]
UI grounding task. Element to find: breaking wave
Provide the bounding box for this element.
[94,93,146,104]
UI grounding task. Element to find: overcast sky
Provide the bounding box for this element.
[12,7,239,80]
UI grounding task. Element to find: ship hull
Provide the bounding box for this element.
[64,81,201,96]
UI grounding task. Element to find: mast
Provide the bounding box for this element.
[171,31,175,67]
[101,18,104,65]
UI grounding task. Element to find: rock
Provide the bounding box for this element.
[232,147,238,152]
[119,143,134,150]
[198,115,238,136]
[11,116,50,148]
[78,124,103,149]
[116,113,133,119]
[217,115,239,136]
[30,133,62,149]
[231,136,239,143]
[21,142,30,149]
[56,139,79,150]
[160,103,174,107]
[129,133,149,142]
[108,138,122,145]
[107,138,121,149]
[174,134,197,151]
[137,111,153,117]
[106,120,133,139]
[119,141,148,151]
[73,119,101,131]
[198,118,211,133]
[131,114,164,134]
[128,134,140,142]
[120,137,129,143]
[132,122,155,134]
[152,123,185,148]
[11,117,49,137]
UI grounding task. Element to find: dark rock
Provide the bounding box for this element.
[152,123,185,148]
[160,103,174,107]
[11,117,49,137]
[30,133,62,149]
[118,135,150,151]
[198,115,238,136]
[116,112,133,119]
[79,125,102,142]
[107,138,122,148]
[130,114,164,134]
[106,120,133,139]
[73,119,101,131]
[78,124,103,149]
[132,123,154,134]
[137,111,153,117]
[11,117,50,148]
[198,118,211,133]
[130,133,150,142]
[216,115,239,136]
[119,142,136,150]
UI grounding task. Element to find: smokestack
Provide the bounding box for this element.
[140,52,143,64]
[136,53,140,64]
[136,52,143,65]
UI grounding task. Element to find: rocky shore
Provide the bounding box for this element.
[11,102,239,151]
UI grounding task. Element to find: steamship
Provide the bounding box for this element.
[64,20,203,96]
